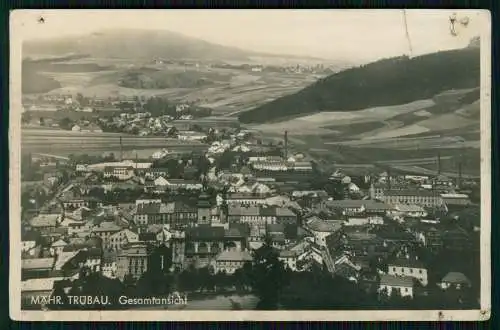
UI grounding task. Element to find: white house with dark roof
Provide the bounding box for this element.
[379,274,414,298]
[388,257,428,286]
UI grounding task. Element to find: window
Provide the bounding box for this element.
[410,269,413,273]
[393,267,396,271]
[419,270,423,274]
[405,288,408,292]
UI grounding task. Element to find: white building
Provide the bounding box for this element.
[103,166,135,181]
[388,257,428,286]
[379,274,414,298]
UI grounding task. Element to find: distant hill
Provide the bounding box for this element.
[239,46,480,124]
[23,29,254,61]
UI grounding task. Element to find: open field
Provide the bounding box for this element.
[24,57,318,115]
[21,128,208,156]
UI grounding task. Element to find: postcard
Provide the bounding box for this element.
[9,9,491,321]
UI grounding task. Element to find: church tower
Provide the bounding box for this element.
[197,192,212,226]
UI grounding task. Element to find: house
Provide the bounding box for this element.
[116,242,152,281]
[29,214,62,231]
[178,131,207,141]
[379,274,414,298]
[225,193,268,206]
[388,257,428,286]
[304,216,343,247]
[381,190,443,207]
[344,216,370,227]
[22,258,55,280]
[91,221,122,242]
[154,177,203,191]
[49,239,68,256]
[61,197,100,210]
[146,224,174,246]
[440,272,472,290]
[107,229,139,251]
[166,201,195,228]
[391,204,428,220]
[227,205,277,238]
[278,250,301,271]
[134,202,175,226]
[59,248,102,274]
[440,193,472,208]
[185,225,247,268]
[101,250,118,279]
[103,166,135,181]
[71,125,81,131]
[215,250,253,274]
[141,168,169,179]
[75,164,89,173]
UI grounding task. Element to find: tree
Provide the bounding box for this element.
[251,236,290,309]
[167,126,179,138]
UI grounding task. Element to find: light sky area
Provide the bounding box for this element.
[14,9,483,62]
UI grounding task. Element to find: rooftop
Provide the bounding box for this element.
[216,250,253,262]
[441,272,471,285]
[384,190,440,197]
[21,277,64,292]
[388,257,426,269]
[306,217,343,233]
[22,257,54,270]
[380,274,414,287]
[92,221,122,233]
[30,214,60,228]
[187,225,225,240]
[394,204,426,213]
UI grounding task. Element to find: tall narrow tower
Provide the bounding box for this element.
[284,131,288,159]
[437,151,442,175]
[119,136,123,161]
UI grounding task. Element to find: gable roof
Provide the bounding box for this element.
[441,272,471,285]
[380,274,414,287]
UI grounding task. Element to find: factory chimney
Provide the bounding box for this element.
[437,152,442,175]
[120,136,123,161]
[284,130,288,159]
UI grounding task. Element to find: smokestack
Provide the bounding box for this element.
[284,131,288,159]
[437,152,442,175]
[120,136,123,161]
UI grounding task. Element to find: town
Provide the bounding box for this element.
[20,96,481,310]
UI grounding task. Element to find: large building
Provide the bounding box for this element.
[103,166,135,181]
[215,250,253,274]
[388,257,428,286]
[116,242,152,281]
[380,190,444,207]
[184,225,247,269]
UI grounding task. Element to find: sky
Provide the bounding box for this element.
[13,9,485,62]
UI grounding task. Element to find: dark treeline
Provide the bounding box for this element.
[239,48,480,123]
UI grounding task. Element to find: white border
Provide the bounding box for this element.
[9,9,492,321]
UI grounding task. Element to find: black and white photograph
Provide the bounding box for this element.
[9,9,491,321]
